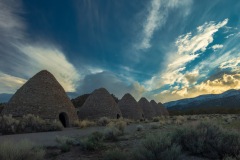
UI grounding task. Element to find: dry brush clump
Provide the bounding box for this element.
[107,119,127,134]
[132,133,182,160]
[73,120,96,128]
[152,116,167,122]
[97,117,111,126]
[103,119,127,141]
[114,121,240,160]
[18,114,62,132]
[103,127,122,141]
[170,122,240,159]
[0,115,19,134]
[103,149,129,160]
[173,115,187,125]
[150,123,161,129]
[79,131,104,151]
[55,131,105,152]
[55,136,76,152]
[0,140,45,160]
[0,114,63,134]
[136,125,144,131]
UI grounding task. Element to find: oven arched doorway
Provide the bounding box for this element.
[59,112,69,127]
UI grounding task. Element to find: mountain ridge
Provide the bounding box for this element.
[164,89,240,109]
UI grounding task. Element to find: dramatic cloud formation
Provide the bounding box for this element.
[17,44,80,92]
[1,0,240,103]
[156,73,240,102]
[0,0,80,93]
[77,71,146,100]
[144,18,240,103]
[145,19,229,91]
[0,72,26,94]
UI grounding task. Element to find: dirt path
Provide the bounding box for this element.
[0,123,149,146]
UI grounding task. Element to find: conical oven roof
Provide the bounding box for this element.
[138,97,155,119]
[2,70,78,126]
[78,88,122,120]
[118,93,143,120]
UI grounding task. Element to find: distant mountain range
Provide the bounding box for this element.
[164,89,240,110]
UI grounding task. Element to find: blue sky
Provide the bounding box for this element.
[0,0,240,102]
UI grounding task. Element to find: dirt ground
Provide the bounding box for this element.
[1,114,240,160]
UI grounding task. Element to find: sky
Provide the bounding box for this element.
[0,0,240,103]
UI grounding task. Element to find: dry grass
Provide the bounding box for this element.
[173,116,187,125]
[0,115,19,134]
[0,114,63,134]
[0,140,45,160]
[73,120,96,128]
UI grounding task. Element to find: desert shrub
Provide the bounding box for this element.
[136,125,144,131]
[0,115,19,134]
[88,131,104,142]
[45,120,63,131]
[173,116,187,125]
[0,140,45,160]
[103,149,128,160]
[150,123,160,129]
[123,118,134,125]
[165,119,172,125]
[73,120,96,128]
[107,120,127,135]
[224,155,240,160]
[104,127,122,141]
[0,114,63,134]
[56,136,76,145]
[58,143,70,153]
[132,133,182,160]
[187,115,198,121]
[97,117,110,126]
[203,116,210,121]
[18,114,45,132]
[73,120,81,127]
[224,116,233,124]
[171,122,240,159]
[152,117,161,122]
[18,114,63,132]
[152,116,167,122]
[55,136,76,152]
[79,131,104,151]
[144,119,149,123]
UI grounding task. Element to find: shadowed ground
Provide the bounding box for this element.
[0,123,150,146]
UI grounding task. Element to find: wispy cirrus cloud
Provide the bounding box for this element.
[0,0,25,40]
[136,0,192,50]
[137,0,162,50]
